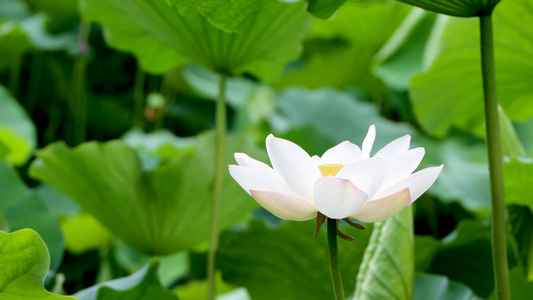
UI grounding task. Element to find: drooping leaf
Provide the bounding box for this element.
[73,259,177,300]
[373,8,440,90]
[24,0,80,33]
[395,0,500,17]
[413,273,481,300]
[167,0,268,33]
[80,0,310,80]
[217,220,373,300]
[0,229,76,300]
[504,158,533,206]
[410,0,533,137]
[0,85,37,165]
[508,205,533,281]
[30,132,265,256]
[306,0,347,19]
[353,206,414,300]
[0,163,64,272]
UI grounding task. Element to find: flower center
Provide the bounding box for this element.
[318,164,345,177]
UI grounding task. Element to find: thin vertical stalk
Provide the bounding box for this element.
[9,54,22,98]
[72,22,91,145]
[207,73,228,300]
[327,218,345,300]
[479,13,510,300]
[133,65,145,127]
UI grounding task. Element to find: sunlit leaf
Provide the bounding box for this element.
[504,158,533,206]
[354,206,414,300]
[0,229,75,300]
[396,0,500,17]
[414,273,481,300]
[0,85,36,165]
[167,0,268,33]
[30,132,265,256]
[73,259,176,300]
[410,0,533,137]
[218,220,372,299]
[0,163,64,272]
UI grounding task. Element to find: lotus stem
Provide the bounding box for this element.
[327,218,345,300]
[207,73,228,300]
[72,22,91,145]
[479,13,510,300]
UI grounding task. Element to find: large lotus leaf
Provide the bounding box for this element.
[410,0,533,137]
[0,85,36,165]
[29,132,265,256]
[167,0,268,33]
[277,1,410,92]
[0,163,64,272]
[0,21,33,70]
[396,0,500,17]
[80,0,310,80]
[413,274,481,300]
[73,259,176,300]
[354,207,414,300]
[0,229,76,300]
[508,206,533,282]
[217,220,373,300]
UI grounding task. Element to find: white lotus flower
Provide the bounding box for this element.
[229,125,443,222]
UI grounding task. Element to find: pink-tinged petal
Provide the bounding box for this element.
[319,141,362,165]
[234,153,276,175]
[229,165,292,196]
[380,148,425,189]
[266,134,320,200]
[362,125,376,159]
[375,135,411,158]
[375,165,443,203]
[250,190,317,221]
[351,188,411,223]
[314,177,368,219]
[336,157,388,198]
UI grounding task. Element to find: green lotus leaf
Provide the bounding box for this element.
[0,229,76,300]
[0,85,36,165]
[0,21,33,70]
[29,131,265,256]
[306,0,347,19]
[354,207,414,300]
[0,163,64,272]
[73,259,176,300]
[276,1,410,92]
[504,158,533,206]
[396,0,500,17]
[167,0,268,33]
[410,0,533,137]
[80,0,310,80]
